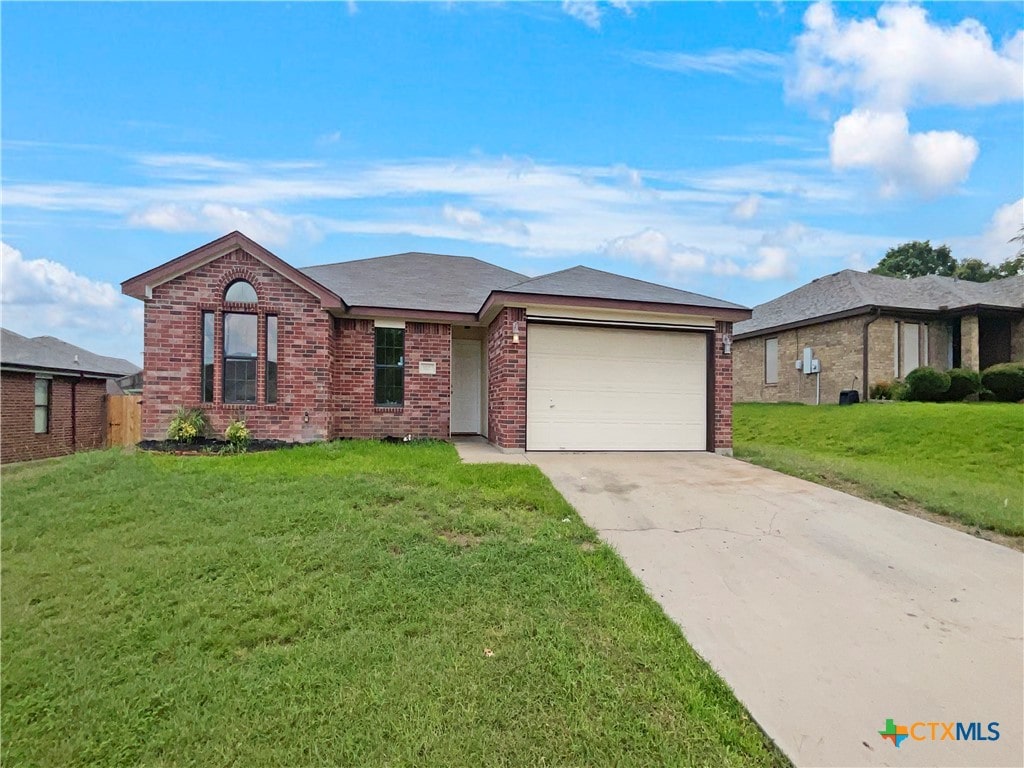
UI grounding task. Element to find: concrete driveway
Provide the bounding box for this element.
[528,451,1023,768]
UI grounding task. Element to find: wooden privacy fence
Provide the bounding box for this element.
[107,395,142,447]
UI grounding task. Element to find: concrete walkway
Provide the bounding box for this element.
[452,436,531,464]
[528,451,1024,768]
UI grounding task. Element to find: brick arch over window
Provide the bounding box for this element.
[217,267,264,304]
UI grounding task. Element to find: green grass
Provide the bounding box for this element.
[734,402,1024,536]
[1,442,786,768]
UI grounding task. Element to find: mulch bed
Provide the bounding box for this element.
[138,438,303,455]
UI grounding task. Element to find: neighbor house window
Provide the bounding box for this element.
[265,315,278,404]
[201,311,214,402]
[224,313,258,403]
[901,322,920,376]
[34,377,50,434]
[374,327,405,406]
[764,337,779,385]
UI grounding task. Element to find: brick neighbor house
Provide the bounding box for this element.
[1,328,140,464]
[121,231,750,452]
[732,270,1024,405]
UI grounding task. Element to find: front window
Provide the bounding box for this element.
[202,311,214,402]
[374,327,405,406]
[34,377,50,433]
[224,312,258,403]
[266,315,278,404]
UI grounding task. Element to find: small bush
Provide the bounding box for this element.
[943,368,983,402]
[981,362,1024,402]
[903,367,950,402]
[224,420,251,453]
[167,407,209,444]
[891,381,910,401]
[869,380,895,400]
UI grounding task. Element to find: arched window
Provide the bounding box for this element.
[201,279,277,405]
[225,280,258,303]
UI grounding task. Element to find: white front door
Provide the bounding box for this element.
[452,339,483,434]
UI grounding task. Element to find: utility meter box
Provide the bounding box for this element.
[802,347,813,374]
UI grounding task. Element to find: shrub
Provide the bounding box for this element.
[943,368,983,402]
[891,381,910,401]
[167,407,208,444]
[903,367,950,402]
[981,362,1024,402]
[224,420,251,453]
[869,380,895,400]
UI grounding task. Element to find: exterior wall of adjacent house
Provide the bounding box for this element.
[141,247,335,442]
[332,319,451,440]
[1,371,107,464]
[733,314,961,405]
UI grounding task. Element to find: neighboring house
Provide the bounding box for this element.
[0,328,140,464]
[732,270,1024,405]
[121,231,749,452]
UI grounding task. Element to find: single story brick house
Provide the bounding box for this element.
[732,269,1024,405]
[1,328,140,464]
[121,231,749,452]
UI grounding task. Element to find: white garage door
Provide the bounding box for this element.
[526,324,707,451]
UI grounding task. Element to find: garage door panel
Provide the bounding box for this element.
[526,324,707,451]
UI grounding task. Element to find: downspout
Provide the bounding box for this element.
[861,307,882,400]
[71,375,79,449]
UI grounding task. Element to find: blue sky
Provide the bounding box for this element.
[2,1,1022,364]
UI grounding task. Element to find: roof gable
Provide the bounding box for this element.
[121,231,343,308]
[301,252,527,315]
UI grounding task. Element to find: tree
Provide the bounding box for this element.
[953,258,997,282]
[869,241,956,279]
[996,254,1024,277]
[1010,226,1024,259]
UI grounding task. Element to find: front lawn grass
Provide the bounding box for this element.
[2,442,786,767]
[734,402,1024,537]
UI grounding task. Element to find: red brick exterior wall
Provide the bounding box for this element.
[1,372,107,464]
[713,321,734,451]
[142,247,334,442]
[332,320,451,439]
[486,307,527,449]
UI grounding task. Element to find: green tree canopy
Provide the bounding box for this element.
[870,239,1023,282]
[869,241,956,278]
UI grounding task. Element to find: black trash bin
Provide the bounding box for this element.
[839,389,860,405]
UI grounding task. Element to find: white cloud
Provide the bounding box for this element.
[632,48,784,78]
[603,228,707,276]
[0,242,143,363]
[442,203,485,229]
[730,194,763,221]
[829,108,979,196]
[128,203,316,246]
[788,2,1020,198]
[946,198,1024,265]
[745,246,794,280]
[562,1,601,30]
[790,2,1024,110]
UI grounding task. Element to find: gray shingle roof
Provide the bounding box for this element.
[301,253,528,314]
[734,270,1024,337]
[302,254,746,314]
[500,266,748,310]
[0,328,140,377]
